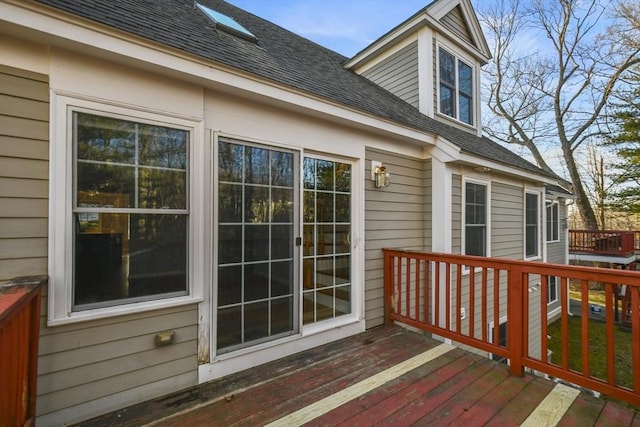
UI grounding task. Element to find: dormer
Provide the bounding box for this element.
[346,0,491,137]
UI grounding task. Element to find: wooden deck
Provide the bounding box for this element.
[77,325,639,427]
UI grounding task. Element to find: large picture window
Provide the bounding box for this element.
[439,47,474,125]
[546,201,559,242]
[73,112,189,308]
[525,192,540,258]
[464,182,487,257]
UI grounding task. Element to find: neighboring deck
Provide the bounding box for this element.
[569,230,640,265]
[77,325,638,427]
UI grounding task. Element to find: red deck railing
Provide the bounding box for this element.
[0,276,46,427]
[383,249,640,406]
[569,230,639,257]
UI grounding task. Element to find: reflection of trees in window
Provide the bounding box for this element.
[73,112,188,308]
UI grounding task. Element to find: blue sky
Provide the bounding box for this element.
[226,0,433,57]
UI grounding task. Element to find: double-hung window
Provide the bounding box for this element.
[546,201,559,242]
[525,192,540,258]
[49,95,201,323]
[73,112,189,308]
[464,181,488,257]
[439,47,474,125]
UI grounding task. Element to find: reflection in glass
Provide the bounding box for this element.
[73,112,189,309]
[73,213,187,306]
[302,157,352,325]
[219,142,243,183]
[271,151,293,187]
[244,263,269,301]
[245,146,270,185]
[217,142,297,352]
[218,265,241,305]
[316,160,334,191]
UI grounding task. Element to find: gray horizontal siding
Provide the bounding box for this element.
[362,42,419,108]
[441,6,472,44]
[491,182,523,259]
[364,147,430,328]
[0,65,49,284]
[37,302,198,425]
[452,174,462,253]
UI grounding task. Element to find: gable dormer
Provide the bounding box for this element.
[346,0,491,137]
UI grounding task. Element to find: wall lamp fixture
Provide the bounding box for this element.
[371,160,391,188]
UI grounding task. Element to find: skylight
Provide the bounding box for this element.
[196,2,257,42]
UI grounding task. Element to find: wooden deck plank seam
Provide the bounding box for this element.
[264,343,456,427]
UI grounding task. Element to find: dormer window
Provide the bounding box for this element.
[439,47,473,125]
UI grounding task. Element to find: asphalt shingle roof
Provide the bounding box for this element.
[35,0,558,180]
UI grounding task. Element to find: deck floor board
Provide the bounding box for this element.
[75,325,639,427]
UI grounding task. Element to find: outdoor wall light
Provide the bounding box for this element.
[373,163,391,188]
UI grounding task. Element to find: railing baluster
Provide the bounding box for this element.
[415,259,421,321]
[425,259,430,325]
[445,264,451,330]
[405,256,411,318]
[605,283,615,386]
[541,274,548,365]
[523,272,529,361]
[581,279,590,378]
[469,265,475,339]
[456,262,462,334]
[493,269,500,352]
[435,261,441,327]
[632,286,640,393]
[561,277,569,371]
[482,267,488,343]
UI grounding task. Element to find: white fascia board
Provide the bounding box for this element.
[429,135,461,163]
[1,1,433,146]
[457,151,559,185]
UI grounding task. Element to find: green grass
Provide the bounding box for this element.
[547,316,633,389]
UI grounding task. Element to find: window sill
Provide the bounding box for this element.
[47,295,203,327]
[435,112,477,131]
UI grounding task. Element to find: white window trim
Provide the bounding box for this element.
[524,189,542,261]
[48,93,205,326]
[461,176,491,257]
[436,43,477,128]
[546,200,560,243]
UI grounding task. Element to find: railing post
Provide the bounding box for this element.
[508,265,524,376]
[383,249,393,326]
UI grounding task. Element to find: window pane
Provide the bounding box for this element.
[218,265,241,306]
[272,261,293,296]
[335,194,350,223]
[466,225,486,256]
[271,224,292,260]
[138,125,187,169]
[76,113,136,163]
[459,62,473,95]
[335,163,351,192]
[317,192,334,222]
[217,306,242,349]
[139,168,186,209]
[271,151,293,187]
[219,142,243,183]
[303,158,315,189]
[245,301,269,341]
[272,188,293,223]
[244,263,269,301]
[440,85,455,117]
[439,48,455,84]
[245,146,270,185]
[459,94,472,125]
[316,160,334,191]
[244,225,269,262]
[244,186,269,223]
[219,184,243,223]
[77,163,135,208]
[74,213,188,306]
[272,297,293,335]
[219,225,242,264]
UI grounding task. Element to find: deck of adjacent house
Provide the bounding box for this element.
[77,325,638,427]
